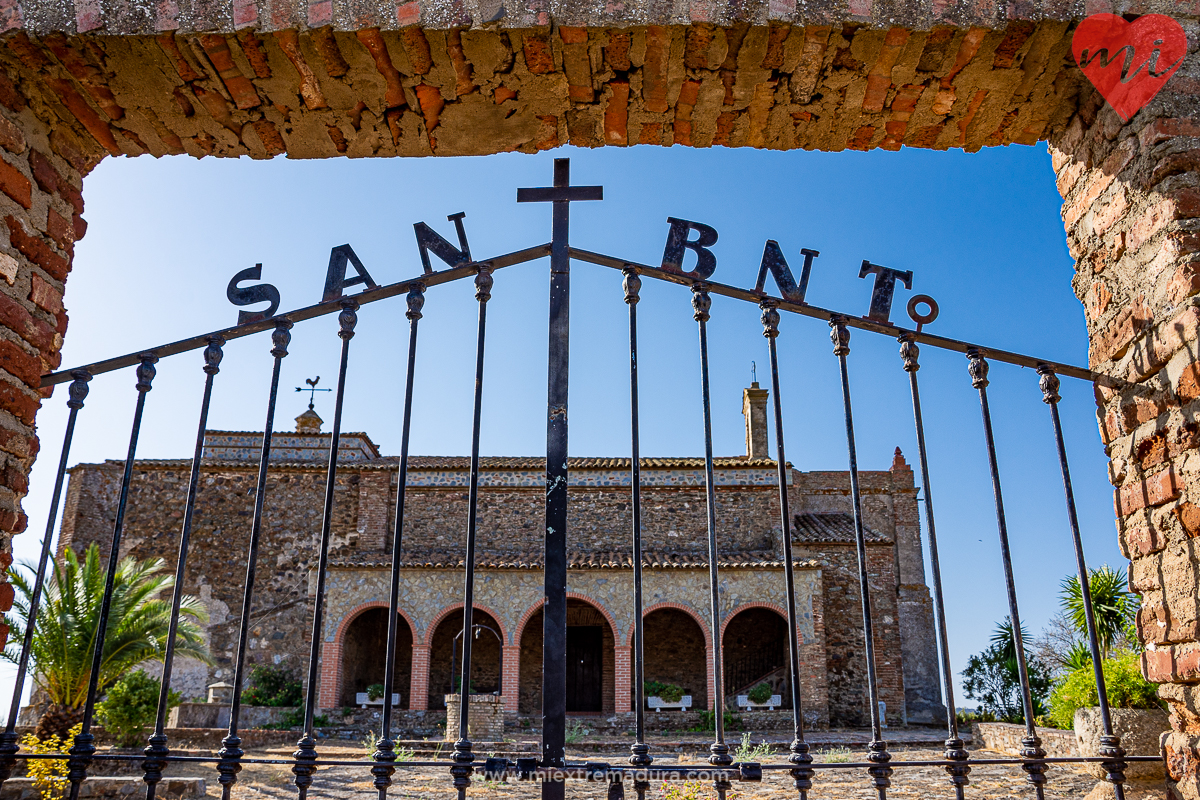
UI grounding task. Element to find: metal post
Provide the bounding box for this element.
[373,284,426,800]
[760,302,813,799]
[967,348,1046,799]
[293,300,359,800]
[451,267,494,800]
[68,355,158,800]
[692,283,731,798]
[898,335,969,798]
[144,337,224,800]
[625,268,652,800]
[829,318,891,800]
[1037,365,1126,799]
[217,321,291,800]
[0,371,90,791]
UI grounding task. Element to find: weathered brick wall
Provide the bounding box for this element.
[1047,22,1200,798]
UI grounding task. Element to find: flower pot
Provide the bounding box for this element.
[1073,707,1168,782]
[736,694,782,711]
[356,692,401,708]
[647,695,692,712]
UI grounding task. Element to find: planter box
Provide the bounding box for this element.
[647,695,692,712]
[736,694,782,711]
[1074,707,1168,782]
[356,693,401,708]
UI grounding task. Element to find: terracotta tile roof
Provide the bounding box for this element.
[330,550,819,570]
[793,513,890,543]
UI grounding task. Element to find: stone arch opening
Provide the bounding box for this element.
[643,606,709,712]
[722,606,790,710]
[519,598,615,715]
[340,606,415,708]
[428,607,504,709]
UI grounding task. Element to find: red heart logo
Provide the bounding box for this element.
[1072,13,1187,121]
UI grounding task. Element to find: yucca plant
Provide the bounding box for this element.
[2,543,210,739]
[1060,566,1137,660]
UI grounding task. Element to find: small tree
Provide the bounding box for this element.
[962,619,1052,724]
[96,671,181,747]
[1060,566,1138,660]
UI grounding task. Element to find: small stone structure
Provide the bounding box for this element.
[444,694,505,743]
[1074,707,1168,782]
[972,721,1079,759]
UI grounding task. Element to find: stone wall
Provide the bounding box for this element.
[444,693,504,743]
[972,721,1079,758]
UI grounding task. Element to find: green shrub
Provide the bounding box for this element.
[96,671,180,748]
[366,683,385,701]
[644,681,685,703]
[691,710,743,733]
[1047,651,1163,729]
[746,683,773,705]
[241,666,303,707]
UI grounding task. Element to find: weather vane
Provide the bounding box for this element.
[751,361,757,384]
[296,376,331,410]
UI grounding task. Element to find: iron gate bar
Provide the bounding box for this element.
[67,354,158,800]
[1037,365,1128,799]
[0,369,90,791]
[621,267,652,795]
[452,267,494,800]
[897,334,971,799]
[689,283,733,795]
[294,300,359,800]
[829,318,892,800]
[759,301,814,800]
[565,247,1105,385]
[217,320,292,800]
[966,348,1047,799]
[37,244,552,388]
[144,336,225,800]
[372,283,426,799]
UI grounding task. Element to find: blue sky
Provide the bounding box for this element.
[1,142,1120,720]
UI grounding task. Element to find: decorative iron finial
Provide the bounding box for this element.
[623,267,641,305]
[338,299,359,341]
[271,319,293,359]
[1037,364,1061,405]
[760,301,780,340]
[691,283,711,323]
[135,354,158,393]
[67,369,91,410]
[406,284,426,321]
[203,336,225,376]
[899,334,919,373]
[475,265,494,303]
[829,318,850,357]
[967,348,989,389]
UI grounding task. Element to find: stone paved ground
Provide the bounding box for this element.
[185,744,1099,800]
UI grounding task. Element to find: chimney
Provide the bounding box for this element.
[295,406,323,433]
[742,382,769,459]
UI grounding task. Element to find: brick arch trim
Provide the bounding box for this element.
[332,601,419,646]
[719,602,804,645]
[424,602,510,647]
[627,601,713,649]
[513,592,622,647]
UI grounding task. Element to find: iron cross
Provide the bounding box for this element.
[516,159,601,794]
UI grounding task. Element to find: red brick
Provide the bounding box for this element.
[493,86,517,104]
[1178,502,1200,538]
[5,216,69,281]
[0,507,26,534]
[72,212,86,241]
[0,338,42,389]
[1125,525,1166,556]
[45,207,73,253]
[249,120,285,155]
[522,32,554,74]
[27,149,58,194]
[0,292,57,354]
[559,26,587,44]
[29,274,60,315]
[414,84,443,131]
[1140,118,1200,148]
[0,72,24,113]
[0,117,24,155]
[0,379,40,425]
[1122,393,1165,431]
[200,34,260,111]
[1117,465,1182,516]
[604,81,628,146]
[638,121,661,145]
[0,426,37,460]
[643,27,669,113]
[0,158,30,209]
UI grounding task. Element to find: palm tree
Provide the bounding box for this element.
[1060,565,1137,659]
[2,543,210,738]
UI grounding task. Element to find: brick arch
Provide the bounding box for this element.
[319,601,418,711]
[424,602,510,647]
[720,602,803,644]
[625,601,713,649]
[513,592,622,646]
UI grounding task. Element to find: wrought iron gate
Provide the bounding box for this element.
[0,158,1158,800]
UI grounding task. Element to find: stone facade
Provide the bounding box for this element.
[55,389,942,729]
